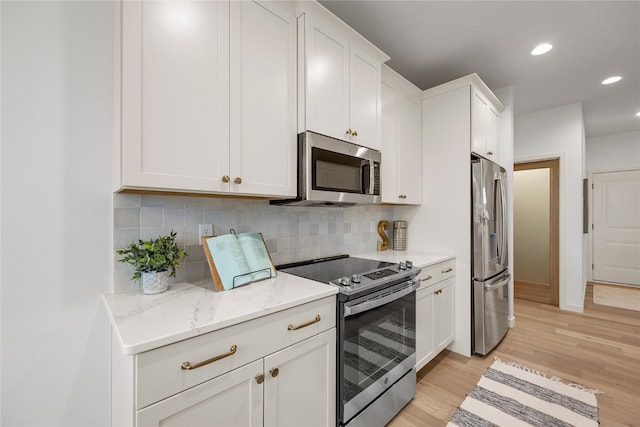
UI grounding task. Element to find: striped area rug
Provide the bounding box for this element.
[447,358,601,427]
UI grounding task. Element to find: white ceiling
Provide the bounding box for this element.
[318,0,640,138]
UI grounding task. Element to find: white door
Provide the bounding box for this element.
[137,359,263,427]
[263,329,336,427]
[593,169,640,286]
[415,287,435,371]
[397,93,422,204]
[229,0,296,197]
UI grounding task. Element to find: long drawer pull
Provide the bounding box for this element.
[288,315,321,331]
[181,345,237,370]
[442,267,453,273]
[420,275,433,281]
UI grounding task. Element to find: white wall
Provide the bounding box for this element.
[586,130,640,173]
[514,103,586,312]
[1,2,112,425]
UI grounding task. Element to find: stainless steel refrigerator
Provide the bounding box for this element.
[471,155,510,355]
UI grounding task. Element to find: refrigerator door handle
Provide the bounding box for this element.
[496,173,508,268]
[484,274,510,290]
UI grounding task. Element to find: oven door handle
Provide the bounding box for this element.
[344,280,419,317]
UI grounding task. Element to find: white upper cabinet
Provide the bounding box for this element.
[297,2,390,150]
[471,87,501,163]
[116,0,296,197]
[381,65,422,204]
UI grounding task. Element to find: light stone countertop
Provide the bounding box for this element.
[103,250,454,356]
[103,273,338,355]
[355,250,455,268]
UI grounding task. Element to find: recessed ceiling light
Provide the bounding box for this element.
[602,76,622,85]
[636,111,640,117]
[531,43,552,56]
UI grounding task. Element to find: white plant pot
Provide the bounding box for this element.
[141,270,170,295]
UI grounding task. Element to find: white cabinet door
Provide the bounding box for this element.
[415,287,435,371]
[264,329,336,427]
[303,13,350,141]
[137,359,263,427]
[397,94,422,204]
[381,66,422,204]
[381,81,400,203]
[120,0,296,197]
[121,0,230,193]
[486,105,500,161]
[471,88,500,163]
[471,90,488,158]
[349,46,381,150]
[434,278,455,352]
[229,0,296,197]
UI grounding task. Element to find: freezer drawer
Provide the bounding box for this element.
[473,272,510,355]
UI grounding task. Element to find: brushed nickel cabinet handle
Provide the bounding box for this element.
[442,267,453,273]
[487,151,494,156]
[234,177,242,184]
[255,374,264,384]
[346,129,353,136]
[352,130,358,136]
[420,275,433,282]
[288,315,321,330]
[270,367,279,378]
[221,175,230,183]
[181,345,237,370]
[435,289,442,295]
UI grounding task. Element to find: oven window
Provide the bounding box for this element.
[312,147,366,193]
[342,292,416,404]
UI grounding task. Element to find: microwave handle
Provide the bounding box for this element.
[369,158,375,195]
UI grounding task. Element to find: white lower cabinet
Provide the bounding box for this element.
[415,259,456,371]
[137,359,264,426]
[113,296,336,427]
[138,330,335,427]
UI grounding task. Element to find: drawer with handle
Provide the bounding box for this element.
[416,259,455,291]
[136,296,336,409]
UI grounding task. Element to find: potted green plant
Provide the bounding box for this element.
[116,231,188,294]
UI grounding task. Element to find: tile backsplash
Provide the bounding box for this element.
[113,193,396,293]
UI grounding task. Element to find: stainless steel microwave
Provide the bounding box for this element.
[271,131,381,207]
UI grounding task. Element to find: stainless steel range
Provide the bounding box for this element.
[278,255,421,427]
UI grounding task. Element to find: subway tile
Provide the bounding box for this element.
[140,206,163,228]
[114,208,140,229]
[164,208,185,228]
[140,194,163,207]
[114,193,140,208]
[164,196,186,209]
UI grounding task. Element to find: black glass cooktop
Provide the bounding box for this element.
[277,255,395,284]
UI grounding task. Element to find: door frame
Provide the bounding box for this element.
[514,159,560,306]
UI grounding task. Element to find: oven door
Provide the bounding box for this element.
[338,279,418,425]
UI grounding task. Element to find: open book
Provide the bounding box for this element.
[203,232,276,291]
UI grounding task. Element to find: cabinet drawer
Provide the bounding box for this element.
[136,296,336,409]
[417,259,455,291]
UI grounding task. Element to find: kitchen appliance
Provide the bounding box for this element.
[472,155,510,355]
[277,255,420,427]
[270,131,381,207]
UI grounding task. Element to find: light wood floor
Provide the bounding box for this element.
[388,285,640,426]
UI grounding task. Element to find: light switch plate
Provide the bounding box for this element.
[199,224,213,244]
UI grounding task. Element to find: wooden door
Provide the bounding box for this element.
[513,159,559,305]
[263,330,336,427]
[593,169,640,286]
